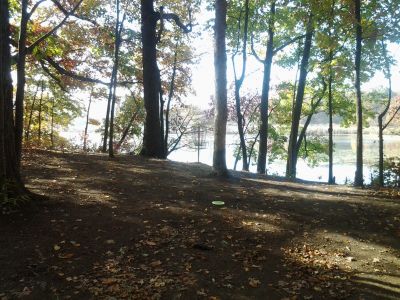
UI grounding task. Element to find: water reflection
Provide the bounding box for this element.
[168,134,400,184]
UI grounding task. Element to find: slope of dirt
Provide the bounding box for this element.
[0,150,399,299]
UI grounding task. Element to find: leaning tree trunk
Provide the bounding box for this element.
[378,40,393,187]
[212,0,228,175]
[109,0,124,158]
[25,83,40,142]
[83,88,93,151]
[140,0,164,158]
[232,0,250,171]
[164,44,179,156]
[354,0,363,187]
[286,15,313,179]
[257,0,275,174]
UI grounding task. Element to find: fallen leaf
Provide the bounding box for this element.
[248,277,261,288]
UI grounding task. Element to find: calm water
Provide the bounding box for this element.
[168,133,400,184]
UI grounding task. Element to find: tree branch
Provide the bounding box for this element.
[50,0,98,25]
[161,12,192,33]
[273,34,306,55]
[250,33,264,63]
[43,56,137,86]
[25,0,84,55]
[27,0,46,20]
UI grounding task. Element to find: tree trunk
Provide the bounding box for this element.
[286,15,313,178]
[0,0,27,201]
[108,1,124,158]
[116,109,139,150]
[257,0,275,174]
[25,83,40,142]
[140,0,165,158]
[378,117,384,186]
[378,40,393,187]
[38,90,43,146]
[328,63,334,184]
[164,43,179,155]
[232,0,249,171]
[83,88,93,151]
[102,67,115,153]
[14,0,29,168]
[354,0,363,187]
[212,0,228,175]
[50,96,55,149]
[295,81,327,154]
[327,0,335,184]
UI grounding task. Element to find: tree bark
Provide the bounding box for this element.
[286,15,313,179]
[232,0,250,171]
[25,83,40,142]
[257,0,275,174]
[354,0,363,187]
[164,43,179,156]
[50,96,55,148]
[14,0,29,168]
[109,1,124,158]
[140,0,165,158]
[116,109,139,151]
[0,0,27,201]
[328,59,334,184]
[38,90,44,146]
[213,0,228,175]
[378,40,392,187]
[83,87,93,151]
[327,0,335,184]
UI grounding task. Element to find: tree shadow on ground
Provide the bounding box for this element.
[0,150,399,299]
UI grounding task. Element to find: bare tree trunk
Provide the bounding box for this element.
[232,0,250,171]
[102,69,115,153]
[328,63,334,184]
[213,0,228,176]
[109,1,125,158]
[83,87,93,151]
[286,15,313,178]
[354,0,363,187]
[14,0,29,168]
[295,81,327,154]
[116,109,139,150]
[0,0,28,200]
[257,0,275,174]
[327,0,335,184]
[164,42,179,155]
[378,40,392,187]
[25,83,40,142]
[50,96,55,149]
[38,89,44,146]
[140,0,165,158]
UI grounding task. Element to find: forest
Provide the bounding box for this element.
[1,0,400,299]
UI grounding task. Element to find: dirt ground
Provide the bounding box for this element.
[0,150,399,299]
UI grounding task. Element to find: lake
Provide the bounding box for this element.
[168,133,400,184]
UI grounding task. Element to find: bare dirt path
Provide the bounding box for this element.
[0,150,399,299]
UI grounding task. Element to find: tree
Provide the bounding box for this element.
[213,0,228,175]
[140,0,192,158]
[230,0,250,171]
[377,41,400,187]
[286,14,314,178]
[0,0,29,202]
[353,0,363,186]
[14,0,84,167]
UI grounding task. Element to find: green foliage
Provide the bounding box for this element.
[371,157,400,188]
